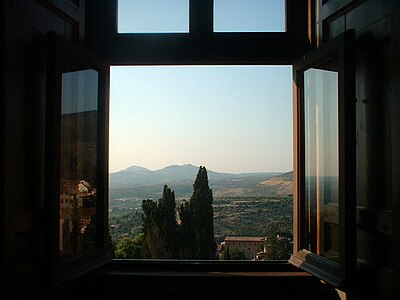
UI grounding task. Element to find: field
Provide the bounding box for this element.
[109,195,293,246]
[109,167,294,246]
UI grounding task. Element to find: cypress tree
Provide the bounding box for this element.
[141,185,178,258]
[188,166,216,259]
[158,185,178,258]
[178,201,196,258]
[141,198,161,258]
[141,167,216,260]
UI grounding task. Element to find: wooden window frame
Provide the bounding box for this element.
[91,0,310,65]
[43,2,357,292]
[289,29,356,288]
[45,32,111,286]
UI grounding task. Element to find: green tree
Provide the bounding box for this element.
[114,234,145,259]
[263,222,293,260]
[140,167,216,260]
[220,246,246,260]
[181,166,216,259]
[178,200,196,258]
[220,246,231,260]
[141,185,178,258]
[158,185,179,257]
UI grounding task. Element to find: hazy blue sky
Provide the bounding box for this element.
[118,0,285,33]
[110,66,293,173]
[111,1,292,174]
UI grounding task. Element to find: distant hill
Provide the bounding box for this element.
[109,164,291,199]
[109,167,294,245]
[256,171,294,196]
[110,164,278,187]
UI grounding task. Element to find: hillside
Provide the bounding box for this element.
[256,171,294,196]
[109,167,294,245]
[109,164,287,200]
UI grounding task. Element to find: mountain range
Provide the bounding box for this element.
[110,164,282,187]
[109,164,293,199]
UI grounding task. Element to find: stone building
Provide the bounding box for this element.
[221,236,266,260]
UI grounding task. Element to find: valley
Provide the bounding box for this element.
[109,164,294,246]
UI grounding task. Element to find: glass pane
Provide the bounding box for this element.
[214,0,286,32]
[304,68,339,262]
[60,69,98,259]
[118,0,189,33]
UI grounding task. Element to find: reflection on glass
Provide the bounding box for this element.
[304,68,339,262]
[60,69,98,259]
[214,0,286,32]
[118,0,189,33]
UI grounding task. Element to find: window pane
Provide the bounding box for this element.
[60,69,98,259]
[118,0,189,33]
[304,68,339,262]
[214,0,286,32]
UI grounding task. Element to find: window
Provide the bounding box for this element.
[289,30,356,287]
[46,33,111,283]
[100,0,309,64]
[117,0,190,33]
[109,65,294,261]
[214,0,286,32]
[60,69,99,259]
[50,2,356,293]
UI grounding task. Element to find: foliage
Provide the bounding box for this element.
[109,210,142,246]
[114,233,145,259]
[179,166,216,259]
[263,221,293,260]
[220,247,246,260]
[109,168,294,260]
[141,185,178,258]
[213,196,293,241]
[177,200,196,258]
[139,166,217,259]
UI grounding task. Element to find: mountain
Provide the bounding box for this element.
[109,164,290,199]
[109,167,294,244]
[110,164,200,188]
[110,164,278,188]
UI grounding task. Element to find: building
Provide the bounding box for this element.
[2,1,400,299]
[221,236,266,260]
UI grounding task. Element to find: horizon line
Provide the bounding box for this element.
[109,163,293,175]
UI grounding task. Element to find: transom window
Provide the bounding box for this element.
[214,0,286,32]
[117,0,190,33]
[117,0,287,34]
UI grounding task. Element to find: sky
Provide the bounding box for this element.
[118,0,286,33]
[110,66,293,174]
[110,1,292,174]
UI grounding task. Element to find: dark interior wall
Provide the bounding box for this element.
[1,0,86,297]
[1,0,399,299]
[317,0,399,298]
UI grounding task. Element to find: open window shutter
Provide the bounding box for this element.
[290,29,356,288]
[45,32,112,285]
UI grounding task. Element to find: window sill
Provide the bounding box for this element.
[84,260,339,297]
[58,259,340,299]
[100,259,307,279]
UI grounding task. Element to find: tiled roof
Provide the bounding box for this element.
[224,236,265,242]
